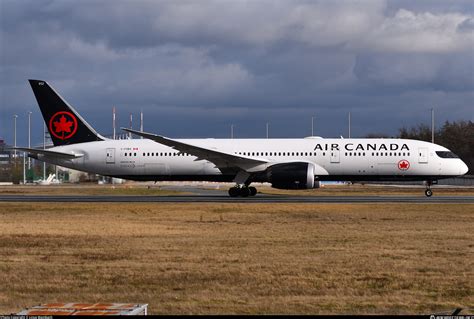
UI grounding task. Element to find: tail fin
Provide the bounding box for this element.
[28,79,105,146]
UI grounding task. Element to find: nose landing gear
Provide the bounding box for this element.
[424,180,434,197]
[228,185,257,197]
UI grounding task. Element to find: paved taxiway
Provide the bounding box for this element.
[0,194,473,203]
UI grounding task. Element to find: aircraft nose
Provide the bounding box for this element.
[459,160,469,175]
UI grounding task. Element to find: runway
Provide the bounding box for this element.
[0,194,473,203]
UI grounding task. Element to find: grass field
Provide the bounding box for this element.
[0,201,472,314]
[0,184,186,196]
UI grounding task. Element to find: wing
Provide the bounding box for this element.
[12,147,84,160]
[121,128,269,173]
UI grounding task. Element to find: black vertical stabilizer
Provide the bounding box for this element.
[28,79,105,146]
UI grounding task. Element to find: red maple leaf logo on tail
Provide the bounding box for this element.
[49,111,78,140]
[53,115,73,134]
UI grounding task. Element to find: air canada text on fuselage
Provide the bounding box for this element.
[314,143,410,151]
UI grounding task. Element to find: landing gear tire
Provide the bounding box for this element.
[249,186,257,196]
[228,187,240,197]
[240,187,250,197]
[228,186,257,197]
[425,189,433,197]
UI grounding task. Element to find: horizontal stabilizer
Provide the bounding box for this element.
[11,147,84,159]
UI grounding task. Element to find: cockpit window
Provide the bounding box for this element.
[436,151,459,158]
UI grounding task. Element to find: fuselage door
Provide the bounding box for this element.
[330,150,340,163]
[106,148,115,164]
[418,147,428,164]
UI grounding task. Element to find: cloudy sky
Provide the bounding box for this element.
[1,0,473,145]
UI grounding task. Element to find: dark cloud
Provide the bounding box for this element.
[0,0,473,146]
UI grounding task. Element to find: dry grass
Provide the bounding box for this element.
[0,184,186,196]
[0,202,472,314]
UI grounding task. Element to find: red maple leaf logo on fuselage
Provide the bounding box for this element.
[398,160,410,170]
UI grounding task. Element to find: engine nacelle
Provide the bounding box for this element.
[266,162,321,189]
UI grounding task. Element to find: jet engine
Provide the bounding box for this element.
[266,162,321,189]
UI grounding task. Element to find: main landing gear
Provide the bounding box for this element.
[424,181,433,197]
[228,185,257,197]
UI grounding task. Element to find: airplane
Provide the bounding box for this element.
[14,79,469,197]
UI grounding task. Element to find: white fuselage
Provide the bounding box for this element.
[38,137,468,183]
